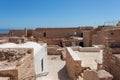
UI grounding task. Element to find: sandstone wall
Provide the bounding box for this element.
[0,48,35,80]
[9,37,27,44]
[35,27,93,38]
[35,28,81,38]
[17,51,35,80]
[9,30,27,37]
[0,69,18,80]
[38,38,73,47]
[103,48,120,80]
[92,30,108,45]
[83,70,113,80]
[0,33,9,37]
[9,27,93,39]
[27,30,36,37]
[66,48,82,80]
[47,45,62,55]
[83,30,95,47]
[38,38,61,45]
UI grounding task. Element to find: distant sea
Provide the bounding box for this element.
[0,29,9,33]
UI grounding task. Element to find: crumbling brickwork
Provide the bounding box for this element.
[83,70,113,80]
[9,30,27,37]
[102,29,120,80]
[0,48,35,80]
[103,47,120,80]
[9,37,27,44]
[83,30,95,47]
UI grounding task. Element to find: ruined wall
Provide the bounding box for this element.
[9,37,27,44]
[92,30,108,45]
[83,30,95,47]
[102,29,120,80]
[83,70,113,80]
[62,39,73,47]
[92,27,120,46]
[0,33,9,37]
[9,27,93,39]
[103,48,120,80]
[0,40,8,44]
[35,27,94,38]
[27,30,36,37]
[0,69,18,80]
[38,38,61,45]
[35,28,81,38]
[47,45,62,55]
[9,30,27,37]
[38,38,73,47]
[17,49,35,80]
[0,48,35,80]
[66,48,82,80]
[106,29,120,42]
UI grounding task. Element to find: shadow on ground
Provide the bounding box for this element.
[58,65,70,80]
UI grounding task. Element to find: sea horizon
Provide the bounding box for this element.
[0,29,10,33]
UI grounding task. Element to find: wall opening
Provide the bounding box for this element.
[43,32,46,37]
[59,41,63,47]
[11,32,14,36]
[80,33,83,37]
[79,42,84,47]
[41,59,44,71]
[110,32,114,35]
[74,32,77,36]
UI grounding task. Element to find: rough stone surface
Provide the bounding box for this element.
[0,48,35,80]
[83,70,113,80]
[103,48,120,80]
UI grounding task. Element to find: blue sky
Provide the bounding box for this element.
[0,0,120,29]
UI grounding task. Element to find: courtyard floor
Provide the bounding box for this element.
[37,55,70,80]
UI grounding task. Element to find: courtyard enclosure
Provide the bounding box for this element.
[66,45,113,80]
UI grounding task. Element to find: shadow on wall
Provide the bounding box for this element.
[58,65,70,80]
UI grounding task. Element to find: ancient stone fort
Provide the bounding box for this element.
[0,22,120,80]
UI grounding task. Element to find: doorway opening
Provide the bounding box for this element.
[43,32,46,37]
[41,59,44,71]
[79,42,84,47]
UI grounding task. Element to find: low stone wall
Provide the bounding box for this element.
[83,70,113,80]
[47,45,62,55]
[79,47,101,52]
[0,77,10,80]
[0,40,8,44]
[38,38,61,45]
[0,34,9,37]
[103,48,120,80]
[0,48,32,62]
[66,47,82,80]
[0,69,18,80]
[9,37,27,44]
[62,39,72,47]
[0,48,35,80]
[17,52,35,80]
[38,38,75,47]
